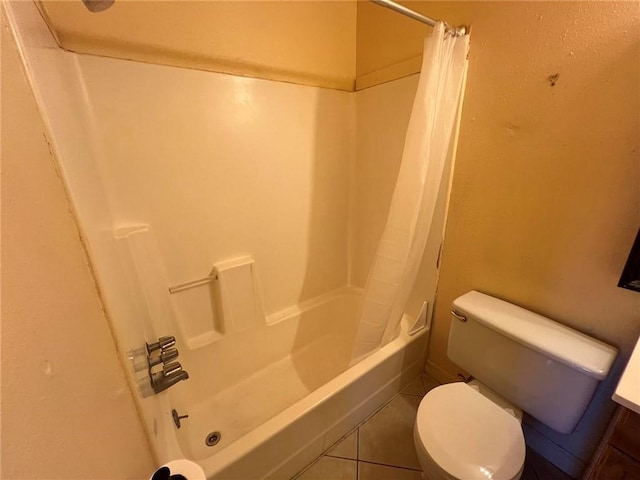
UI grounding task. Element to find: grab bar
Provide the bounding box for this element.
[168,274,218,294]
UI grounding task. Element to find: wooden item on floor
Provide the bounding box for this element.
[583,406,640,480]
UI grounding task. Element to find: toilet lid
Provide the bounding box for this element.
[416,383,525,480]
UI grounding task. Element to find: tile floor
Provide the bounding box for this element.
[293,374,574,480]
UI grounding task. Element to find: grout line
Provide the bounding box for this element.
[290,454,323,480]
[365,380,417,416]
[399,392,424,400]
[324,427,359,458]
[293,376,422,479]
[356,427,360,479]
[419,373,427,393]
[326,453,357,461]
[357,459,423,472]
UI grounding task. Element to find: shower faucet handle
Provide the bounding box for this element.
[163,362,183,377]
[150,362,182,382]
[146,336,176,355]
[145,336,190,394]
[151,367,189,394]
[148,347,180,367]
[160,347,179,363]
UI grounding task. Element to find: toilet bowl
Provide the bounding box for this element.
[414,382,525,480]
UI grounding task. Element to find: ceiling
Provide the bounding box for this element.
[36,0,359,90]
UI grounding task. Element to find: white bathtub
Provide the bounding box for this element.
[155,292,429,479]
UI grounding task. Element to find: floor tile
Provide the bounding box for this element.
[525,447,573,480]
[420,373,440,393]
[358,394,421,470]
[296,456,357,480]
[295,384,576,480]
[358,461,422,480]
[327,430,358,460]
[519,463,539,480]
[401,376,426,396]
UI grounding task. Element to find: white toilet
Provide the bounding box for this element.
[414,291,618,480]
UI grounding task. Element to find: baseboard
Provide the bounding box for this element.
[424,360,458,384]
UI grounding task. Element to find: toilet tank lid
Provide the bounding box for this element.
[452,291,617,380]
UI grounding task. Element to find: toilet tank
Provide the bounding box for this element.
[448,291,617,434]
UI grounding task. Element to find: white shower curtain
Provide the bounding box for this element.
[351,23,470,363]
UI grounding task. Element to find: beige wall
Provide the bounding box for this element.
[1,12,155,479]
[355,0,426,89]
[37,0,357,91]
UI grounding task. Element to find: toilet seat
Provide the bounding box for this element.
[415,383,525,480]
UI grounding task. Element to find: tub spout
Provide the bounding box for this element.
[151,365,189,394]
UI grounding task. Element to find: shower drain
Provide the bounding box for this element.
[205,431,222,447]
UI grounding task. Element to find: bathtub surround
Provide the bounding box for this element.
[351,24,468,362]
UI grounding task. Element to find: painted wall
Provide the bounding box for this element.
[37,0,357,91]
[1,10,155,479]
[355,0,426,90]
[357,1,640,476]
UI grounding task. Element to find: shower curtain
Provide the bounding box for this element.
[351,23,470,363]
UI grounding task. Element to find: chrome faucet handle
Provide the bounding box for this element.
[150,362,182,383]
[163,362,182,377]
[162,347,179,363]
[146,336,189,394]
[151,369,189,394]
[148,347,180,367]
[159,336,176,350]
[146,336,176,355]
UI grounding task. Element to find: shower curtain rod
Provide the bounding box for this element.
[370,0,467,36]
